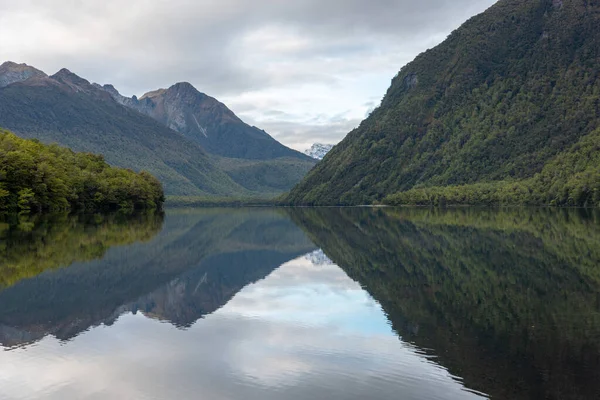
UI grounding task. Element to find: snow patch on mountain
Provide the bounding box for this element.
[304,143,334,160]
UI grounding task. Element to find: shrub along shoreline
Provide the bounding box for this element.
[0,129,164,213]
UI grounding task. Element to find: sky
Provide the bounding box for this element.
[0,0,496,151]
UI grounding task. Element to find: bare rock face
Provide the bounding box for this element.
[94,83,155,113]
[51,68,92,91]
[97,81,312,161]
[98,81,241,138]
[137,82,243,135]
[403,73,418,89]
[0,61,47,88]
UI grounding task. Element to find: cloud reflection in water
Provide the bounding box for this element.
[0,256,484,400]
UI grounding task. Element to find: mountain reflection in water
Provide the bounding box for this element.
[1,207,599,400]
[0,209,315,345]
[289,207,600,400]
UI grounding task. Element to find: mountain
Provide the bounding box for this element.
[0,63,315,197]
[98,82,311,161]
[0,62,46,88]
[96,81,317,193]
[304,143,334,160]
[0,64,247,196]
[287,0,600,206]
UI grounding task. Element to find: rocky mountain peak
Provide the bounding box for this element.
[51,68,88,84]
[100,83,120,97]
[0,61,47,88]
[49,70,114,101]
[94,82,141,107]
[160,82,207,101]
[140,88,167,100]
[96,80,312,161]
[50,68,97,92]
[141,82,242,127]
[171,81,197,92]
[0,61,25,70]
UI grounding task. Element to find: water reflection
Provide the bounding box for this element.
[289,207,600,400]
[1,207,599,399]
[0,209,315,346]
[0,212,164,289]
[0,254,482,400]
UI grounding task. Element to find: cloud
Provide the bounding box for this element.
[0,0,497,149]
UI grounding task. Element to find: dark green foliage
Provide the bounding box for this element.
[289,207,600,399]
[0,129,164,212]
[287,0,600,205]
[0,212,164,288]
[166,195,281,208]
[385,126,600,206]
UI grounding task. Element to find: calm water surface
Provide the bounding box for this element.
[0,208,599,399]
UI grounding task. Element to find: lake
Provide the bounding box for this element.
[1,207,599,399]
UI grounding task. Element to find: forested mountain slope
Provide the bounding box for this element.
[287,0,600,206]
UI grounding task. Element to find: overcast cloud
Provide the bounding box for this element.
[0,0,496,150]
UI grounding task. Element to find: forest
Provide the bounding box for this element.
[0,129,164,212]
[286,0,600,206]
[383,127,600,206]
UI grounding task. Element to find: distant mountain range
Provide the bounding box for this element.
[304,143,334,160]
[0,62,316,197]
[287,0,600,207]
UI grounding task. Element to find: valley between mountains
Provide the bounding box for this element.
[1,0,599,207]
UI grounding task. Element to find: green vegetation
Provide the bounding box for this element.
[0,129,164,212]
[287,0,600,206]
[0,211,164,289]
[384,127,600,206]
[166,195,281,208]
[289,207,600,400]
[214,156,316,194]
